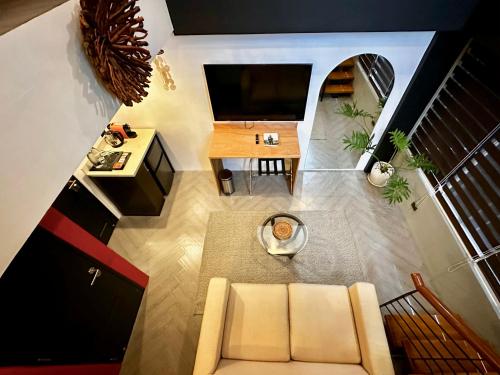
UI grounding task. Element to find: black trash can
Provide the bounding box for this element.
[219,169,235,195]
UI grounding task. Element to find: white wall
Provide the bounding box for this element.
[111,9,434,171]
[401,168,500,350]
[0,0,170,274]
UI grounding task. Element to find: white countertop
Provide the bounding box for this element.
[82,129,156,177]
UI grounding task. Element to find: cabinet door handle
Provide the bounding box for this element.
[68,179,81,192]
[88,267,102,286]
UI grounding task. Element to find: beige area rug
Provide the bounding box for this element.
[194,211,366,314]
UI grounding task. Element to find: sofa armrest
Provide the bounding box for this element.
[193,278,231,375]
[348,283,394,375]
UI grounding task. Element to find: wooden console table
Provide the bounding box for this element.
[208,122,301,195]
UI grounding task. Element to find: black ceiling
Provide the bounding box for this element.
[166,0,480,35]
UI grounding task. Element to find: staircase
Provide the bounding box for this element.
[381,274,500,374]
[320,58,355,101]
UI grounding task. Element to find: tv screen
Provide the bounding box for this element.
[204,64,312,121]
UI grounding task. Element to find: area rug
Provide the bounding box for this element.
[194,211,366,314]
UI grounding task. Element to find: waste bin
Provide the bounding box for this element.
[219,169,234,195]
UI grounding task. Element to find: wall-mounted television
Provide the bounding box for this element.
[204,64,312,121]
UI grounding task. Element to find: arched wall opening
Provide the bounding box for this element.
[304,54,395,170]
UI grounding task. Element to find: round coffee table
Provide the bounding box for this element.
[257,213,308,258]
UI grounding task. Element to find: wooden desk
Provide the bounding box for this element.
[208,122,300,195]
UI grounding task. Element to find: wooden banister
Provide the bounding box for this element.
[411,273,500,371]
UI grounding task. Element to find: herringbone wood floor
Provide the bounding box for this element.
[108,171,427,375]
[305,97,368,169]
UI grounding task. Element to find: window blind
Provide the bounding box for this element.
[359,54,394,99]
[411,40,500,299]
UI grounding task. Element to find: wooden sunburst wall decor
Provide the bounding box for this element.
[80,0,152,106]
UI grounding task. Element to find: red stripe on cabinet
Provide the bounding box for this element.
[39,207,148,288]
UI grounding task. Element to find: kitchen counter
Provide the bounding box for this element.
[78,128,175,216]
[82,129,156,178]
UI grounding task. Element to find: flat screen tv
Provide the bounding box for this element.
[204,64,312,121]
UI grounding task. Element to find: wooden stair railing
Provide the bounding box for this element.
[410,273,500,371]
[381,273,500,374]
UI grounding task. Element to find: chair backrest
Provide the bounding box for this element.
[258,158,286,176]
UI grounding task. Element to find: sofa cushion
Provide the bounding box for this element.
[214,359,369,374]
[288,283,361,363]
[222,283,290,362]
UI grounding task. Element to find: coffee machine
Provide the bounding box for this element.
[107,123,137,139]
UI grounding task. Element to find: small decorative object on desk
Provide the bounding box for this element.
[263,133,279,146]
[272,221,293,240]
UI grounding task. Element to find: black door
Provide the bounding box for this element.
[0,227,144,366]
[52,177,118,244]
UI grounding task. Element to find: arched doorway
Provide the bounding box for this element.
[305,54,394,169]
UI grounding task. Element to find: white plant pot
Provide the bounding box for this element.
[367,162,394,187]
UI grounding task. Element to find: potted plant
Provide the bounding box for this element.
[336,101,391,186]
[337,102,437,204]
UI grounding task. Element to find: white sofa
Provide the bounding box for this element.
[193,278,394,375]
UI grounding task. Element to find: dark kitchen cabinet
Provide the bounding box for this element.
[145,135,175,196]
[0,226,144,367]
[91,135,175,216]
[52,177,118,244]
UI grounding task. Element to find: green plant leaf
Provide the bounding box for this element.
[389,129,410,152]
[335,101,374,120]
[335,102,356,118]
[407,154,439,174]
[383,174,411,204]
[342,131,375,152]
[357,108,374,119]
[378,96,387,109]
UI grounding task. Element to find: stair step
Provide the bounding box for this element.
[385,314,462,349]
[338,58,355,68]
[327,70,354,81]
[404,339,492,374]
[323,83,354,95]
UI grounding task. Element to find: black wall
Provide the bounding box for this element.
[364,0,500,171]
[363,32,468,171]
[166,0,479,35]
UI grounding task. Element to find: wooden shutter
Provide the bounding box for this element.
[412,40,500,299]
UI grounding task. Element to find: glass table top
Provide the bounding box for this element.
[257,213,308,258]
